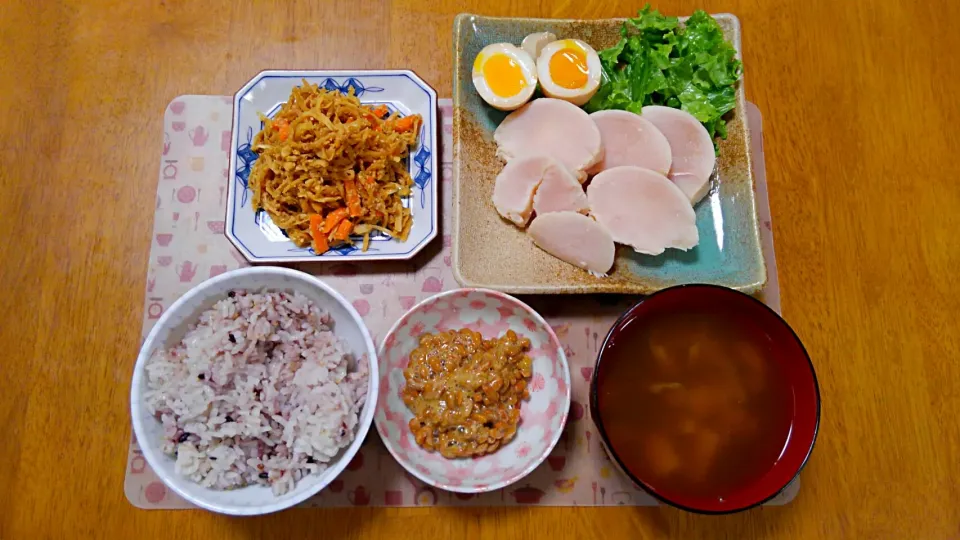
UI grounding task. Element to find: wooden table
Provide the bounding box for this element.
[2,0,958,538]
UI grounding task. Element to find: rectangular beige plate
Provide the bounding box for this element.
[452,13,766,294]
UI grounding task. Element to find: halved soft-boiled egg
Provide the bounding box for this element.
[472,43,538,111]
[536,39,602,106]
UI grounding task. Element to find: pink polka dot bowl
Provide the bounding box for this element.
[375,288,571,493]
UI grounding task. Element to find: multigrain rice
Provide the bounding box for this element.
[143,290,368,495]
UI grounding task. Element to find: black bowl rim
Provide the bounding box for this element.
[588,283,822,515]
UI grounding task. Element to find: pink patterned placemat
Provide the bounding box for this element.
[125,96,797,509]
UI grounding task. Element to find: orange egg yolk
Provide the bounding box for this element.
[549,47,588,89]
[482,54,527,97]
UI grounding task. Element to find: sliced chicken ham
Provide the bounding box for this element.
[492,155,551,227]
[493,155,588,227]
[494,98,602,182]
[587,166,699,255]
[588,110,672,176]
[641,105,716,204]
[532,161,589,215]
[669,172,710,205]
[528,212,615,275]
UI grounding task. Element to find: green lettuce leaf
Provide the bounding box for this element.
[584,5,742,143]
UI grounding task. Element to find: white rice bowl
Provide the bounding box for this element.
[130,267,378,515]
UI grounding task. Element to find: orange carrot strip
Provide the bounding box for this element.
[274,118,290,141]
[371,104,389,118]
[309,214,328,254]
[333,219,353,241]
[394,115,420,133]
[344,176,362,218]
[323,208,349,233]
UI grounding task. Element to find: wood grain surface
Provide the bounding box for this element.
[1,0,958,538]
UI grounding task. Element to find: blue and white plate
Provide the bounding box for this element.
[226,70,439,262]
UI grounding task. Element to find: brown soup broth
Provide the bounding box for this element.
[596,308,794,501]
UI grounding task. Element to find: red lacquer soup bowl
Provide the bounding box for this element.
[589,284,820,514]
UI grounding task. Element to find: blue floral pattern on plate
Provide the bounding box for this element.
[320,77,384,97]
[411,127,432,209]
[235,126,256,208]
[225,70,438,263]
